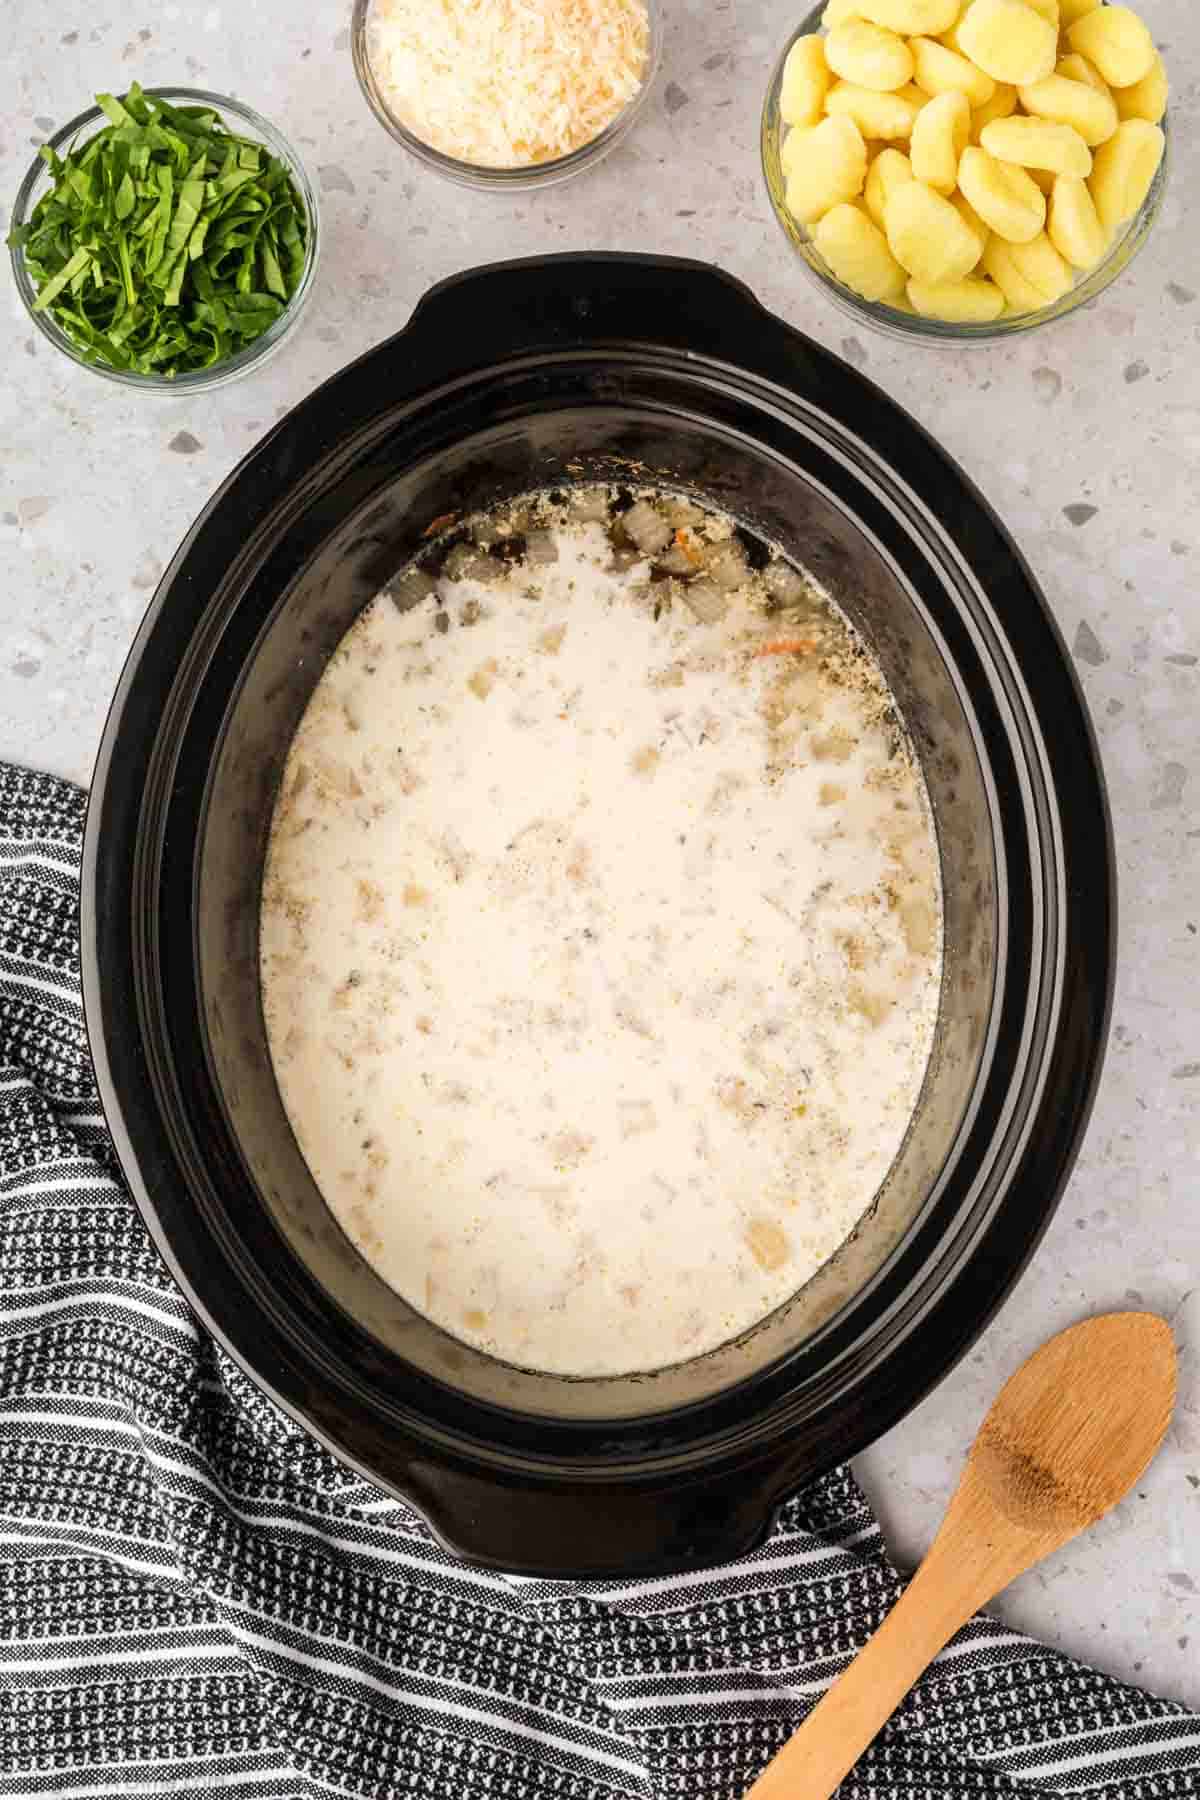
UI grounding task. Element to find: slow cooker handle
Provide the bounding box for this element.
[395,251,793,381]
[403,1451,802,1579]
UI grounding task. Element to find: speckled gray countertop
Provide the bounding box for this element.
[3,0,1197,1707]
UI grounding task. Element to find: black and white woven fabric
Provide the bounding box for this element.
[0,759,1196,1800]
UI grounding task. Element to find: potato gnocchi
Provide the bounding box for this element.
[911,90,971,191]
[826,18,916,89]
[980,114,1093,176]
[814,201,909,296]
[1018,70,1119,144]
[959,142,1046,240]
[958,0,1057,86]
[777,0,1166,322]
[1047,172,1107,266]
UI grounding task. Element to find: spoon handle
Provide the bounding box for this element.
[743,1526,996,1800]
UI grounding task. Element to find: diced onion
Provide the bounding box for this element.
[568,487,611,522]
[444,544,501,583]
[683,581,727,624]
[764,560,810,606]
[526,530,559,565]
[623,499,672,555]
[388,568,438,612]
[705,540,750,592]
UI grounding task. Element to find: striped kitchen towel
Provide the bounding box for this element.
[0,758,1195,1800]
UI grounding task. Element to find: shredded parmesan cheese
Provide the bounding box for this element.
[366,0,651,168]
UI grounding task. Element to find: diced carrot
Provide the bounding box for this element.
[422,511,459,537]
[674,528,702,564]
[755,638,816,657]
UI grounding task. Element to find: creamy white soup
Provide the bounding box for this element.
[260,489,942,1378]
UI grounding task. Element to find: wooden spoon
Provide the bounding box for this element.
[745,1312,1177,1800]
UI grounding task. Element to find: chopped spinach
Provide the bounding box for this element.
[8,84,310,377]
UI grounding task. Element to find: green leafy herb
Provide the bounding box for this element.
[8,83,310,378]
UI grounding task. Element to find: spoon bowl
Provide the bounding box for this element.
[973,1311,1176,1538]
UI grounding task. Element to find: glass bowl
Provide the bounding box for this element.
[9,88,320,392]
[351,0,663,191]
[761,4,1169,344]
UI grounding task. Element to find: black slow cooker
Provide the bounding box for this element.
[82,254,1114,1577]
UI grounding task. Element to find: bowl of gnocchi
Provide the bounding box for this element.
[762,0,1168,338]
